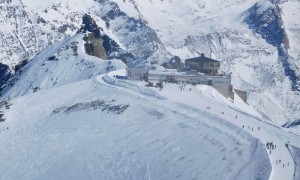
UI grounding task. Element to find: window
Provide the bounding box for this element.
[204,62,209,68]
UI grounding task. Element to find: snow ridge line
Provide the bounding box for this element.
[99,73,272,179]
[101,74,166,100]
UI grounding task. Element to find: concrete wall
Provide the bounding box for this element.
[234,89,247,103]
[127,68,148,80]
[213,84,230,98]
[148,71,233,99]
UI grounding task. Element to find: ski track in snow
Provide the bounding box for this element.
[99,73,300,180]
[0,27,299,178]
[0,74,272,180]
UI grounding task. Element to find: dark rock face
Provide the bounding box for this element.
[162,56,184,70]
[80,14,102,38]
[102,35,135,64]
[244,2,299,91]
[80,13,135,64]
[277,48,299,91]
[80,14,106,59]
[0,63,12,89]
[52,99,129,115]
[84,33,107,59]
[282,119,300,128]
[97,0,171,66]
[244,3,284,47]
[14,60,28,72]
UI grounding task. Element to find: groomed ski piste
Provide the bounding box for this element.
[102,69,300,180]
[1,34,300,180]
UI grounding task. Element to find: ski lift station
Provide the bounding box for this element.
[126,54,247,102]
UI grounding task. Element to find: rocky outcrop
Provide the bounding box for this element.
[83,33,107,59]
[79,14,106,59]
[0,63,12,89]
[79,14,102,38]
[243,0,299,91]
[162,56,184,70]
[81,14,135,64]
[96,0,172,66]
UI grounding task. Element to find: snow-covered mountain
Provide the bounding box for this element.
[0,33,127,99]
[0,37,299,178]
[0,0,299,125]
[1,1,300,179]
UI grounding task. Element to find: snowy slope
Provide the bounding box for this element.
[2,67,300,179]
[1,0,300,124]
[0,73,272,180]
[0,33,126,99]
[111,0,300,125]
[1,1,300,179]
[101,73,300,180]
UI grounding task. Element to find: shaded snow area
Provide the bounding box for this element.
[288,145,300,180]
[0,76,272,180]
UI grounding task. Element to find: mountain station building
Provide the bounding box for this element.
[185,53,220,75]
[126,53,247,102]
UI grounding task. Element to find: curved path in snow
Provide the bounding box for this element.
[98,74,273,178]
[98,73,300,180]
[156,83,299,180]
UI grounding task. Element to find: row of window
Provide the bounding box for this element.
[188,79,229,85]
[187,62,220,68]
[213,80,229,85]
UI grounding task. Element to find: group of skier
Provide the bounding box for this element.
[266,142,276,150]
[241,125,260,132]
[276,159,289,168]
[267,142,291,168]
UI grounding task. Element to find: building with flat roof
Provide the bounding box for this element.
[126,67,148,80]
[148,70,234,99]
[185,54,220,75]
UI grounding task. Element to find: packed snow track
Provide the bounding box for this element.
[0,75,271,180]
